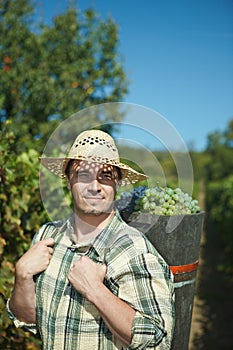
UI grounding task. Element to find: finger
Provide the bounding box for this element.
[98,263,107,274]
[69,264,75,273]
[48,247,54,255]
[42,237,55,247]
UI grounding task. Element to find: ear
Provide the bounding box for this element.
[114,182,121,196]
[65,175,71,190]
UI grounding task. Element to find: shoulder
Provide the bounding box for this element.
[117,220,158,255]
[112,221,169,273]
[108,223,172,283]
[31,220,66,244]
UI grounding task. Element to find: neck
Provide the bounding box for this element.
[73,210,115,242]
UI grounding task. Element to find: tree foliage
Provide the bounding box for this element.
[0,120,47,348]
[0,1,128,346]
[0,0,128,152]
[204,119,233,274]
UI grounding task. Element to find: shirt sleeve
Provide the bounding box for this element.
[117,252,175,349]
[6,299,38,334]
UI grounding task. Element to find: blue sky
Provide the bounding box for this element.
[35,0,233,151]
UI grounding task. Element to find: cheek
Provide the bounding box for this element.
[106,186,116,201]
[70,182,84,197]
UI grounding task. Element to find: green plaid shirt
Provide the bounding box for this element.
[8,211,175,349]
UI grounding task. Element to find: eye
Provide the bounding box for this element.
[100,171,113,181]
[77,171,91,182]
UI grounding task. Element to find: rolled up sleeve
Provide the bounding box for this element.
[129,311,169,349]
[117,253,175,349]
[6,299,38,334]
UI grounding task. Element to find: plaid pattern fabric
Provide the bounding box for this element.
[9,211,175,349]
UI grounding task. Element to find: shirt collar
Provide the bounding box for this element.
[61,210,125,259]
[91,210,125,261]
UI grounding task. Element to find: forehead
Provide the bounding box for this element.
[70,160,116,173]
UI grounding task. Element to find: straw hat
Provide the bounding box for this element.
[39,129,148,185]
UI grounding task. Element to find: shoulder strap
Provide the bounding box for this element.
[40,223,59,241]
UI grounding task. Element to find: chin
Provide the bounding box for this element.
[82,205,113,216]
[83,209,103,216]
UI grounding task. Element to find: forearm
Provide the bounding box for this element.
[88,283,136,346]
[9,267,36,324]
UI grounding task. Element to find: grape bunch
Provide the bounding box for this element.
[116,186,200,216]
[115,186,147,213]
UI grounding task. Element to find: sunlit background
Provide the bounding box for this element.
[35,0,233,151]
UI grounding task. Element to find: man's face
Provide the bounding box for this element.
[66,160,119,216]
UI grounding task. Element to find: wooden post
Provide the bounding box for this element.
[126,212,204,350]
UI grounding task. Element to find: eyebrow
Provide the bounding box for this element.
[77,169,90,173]
[70,165,120,182]
[76,169,113,176]
[77,169,115,181]
[101,170,113,174]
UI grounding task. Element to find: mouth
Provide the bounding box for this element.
[83,197,104,209]
[83,196,104,200]
[83,196,104,204]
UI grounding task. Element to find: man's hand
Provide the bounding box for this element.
[68,255,135,346]
[16,238,55,279]
[67,256,107,300]
[9,238,55,324]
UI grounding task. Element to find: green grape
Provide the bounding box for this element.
[149,202,156,210]
[165,187,173,195]
[143,201,150,211]
[142,196,148,204]
[150,188,157,197]
[174,188,182,194]
[159,198,165,204]
[167,209,174,216]
[179,197,185,204]
[172,194,179,201]
[162,202,170,209]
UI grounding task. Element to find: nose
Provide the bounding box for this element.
[88,178,101,193]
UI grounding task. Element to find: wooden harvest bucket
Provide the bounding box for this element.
[124,211,204,350]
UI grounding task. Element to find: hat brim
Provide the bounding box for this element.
[39,157,148,186]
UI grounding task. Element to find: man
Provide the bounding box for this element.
[7,129,175,349]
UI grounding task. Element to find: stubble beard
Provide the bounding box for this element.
[77,202,114,216]
[82,208,104,216]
